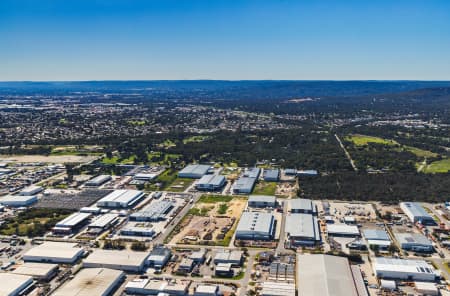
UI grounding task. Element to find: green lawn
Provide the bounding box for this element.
[424,158,450,173]
[402,146,438,158]
[198,194,235,203]
[345,134,398,146]
[252,181,277,195]
[183,135,209,144]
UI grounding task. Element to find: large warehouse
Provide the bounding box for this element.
[52,268,124,296]
[178,164,211,178]
[0,195,38,207]
[235,212,276,240]
[248,195,276,208]
[130,200,174,222]
[261,282,296,296]
[400,202,435,225]
[297,254,363,296]
[289,198,317,214]
[363,229,392,250]
[373,257,437,281]
[23,242,84,264]
[19,185,43,196]
[0,273,34,296]
[327,224,360,237]
[12,262,59,281]
[53,212,91,234]
[394,232,434,252]
[126,279,189,296]
[85,175,112,187]
[195,174,226,191]
[83,249,150,272]
[232,177,257,194]
[96,189,145,208]
[242,167,261,178]
[285,213,321,246]
[263,169,280,182]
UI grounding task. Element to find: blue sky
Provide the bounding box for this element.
[1,0,449,81]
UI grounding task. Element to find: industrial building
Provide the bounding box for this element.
[235,212,276,240]
[83,249,149,272]
[297,254,363,296]
[177,258,195,274]
[213,250,243,266]
[195,174,226,191]
[285,213,321,246]
[242,167,261,179]
[0,273,34,296]
[23,242,84,264]
[12,262,58,281]
[125,279,189,296]
[400,202,435,225]
[284,169,297,176]
[0,195,38,207]
[215,263,233,277]
[96,189,145,208]
[85,174,112,187]
[363,229,391,250]
[327,224,360,237]
[394,232,434,252]
[87,213,119,234]
[261,282,296,296]
[373,257,437,281]
[134,173,158,181]
[130,200,174,222]
[289,198,317,214]
[53,212,91,234]
[232,177,257,194]
[194,285,220,296]
[297,170,318,176]
[120,224,156,237]
[248,195,276,208]
[52,268,124,296]
[19,185,43,196]
[190,249,207,263]
[178,164,211,179]
[147,246,172,269]
[263,169,280,181]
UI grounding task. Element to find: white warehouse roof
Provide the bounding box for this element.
[0,273,34,296]
[23,242,84,264]
[285,213,320,240]
[56,212,91,228]
[97,189,144,208]
[373,257,437,281]
[327,224,360,236]
[52,268,124,296]
[83,249,149,272]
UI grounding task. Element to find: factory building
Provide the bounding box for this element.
[125,279,189,296]
[373,257,437,281]
[327,224,360,237]
[96,189,145,208]
[243,167,261,178]
[394,232,434,252]
[83,249,149,272]
[190,249,207,263]
[0,195,38,207]
[120,224,155,237]
[235,212,276,240]
[19,185,43,196]
[195,174,226,191]
[261,282,296,296]
[52,268,124,296]
[85,175,112,187]
[248,195,276,208]
[178,164,211,179]
[87,213,119,235]
[297,170,318,176]
[297,254,364,296]
[53,212,91,235]
[285,213,321,246]
[213,250,243,266]
[134,173,158,181]
[12,262,59,281]
[0,273,34,296]
[289,198,317,214]
[363,229,391,250]
[263,169,280,182]
[232,177,257,194]
[130,200,174,222]
[23,242,84,264]
[400,202,436,225]
[147,246,172,269]
[284,169,297,176]
[194,285,220,296]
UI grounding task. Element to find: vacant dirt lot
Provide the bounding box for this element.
[0,154,98,163]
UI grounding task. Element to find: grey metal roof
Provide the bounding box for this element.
[233,177,256,191]
[243,167,261,178]
[285,213,320,240]
[130,200,174,220]
[363,229,391,241]
[196,174,226,186]
[297,254,358,296]
[248,195,276,204]
[264,169,280,179]
[401,202,432,219]
[394,232,432,246]
[290,198,314,212]
[178,164,210,176]
[236,212,274,234]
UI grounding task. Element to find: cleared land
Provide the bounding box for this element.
[0,154,98,163]
[252,181,277,195]
[424,158,450,173]
[345,134,398,146]
[168,195,246,246]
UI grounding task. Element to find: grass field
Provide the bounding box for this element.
[252,181,277,195]
[198,194,235,203]
[183,135,209,144]
[423,158,450,173]
[345,134,398,146]
[403,146,438,158]
[167,178,194,192]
